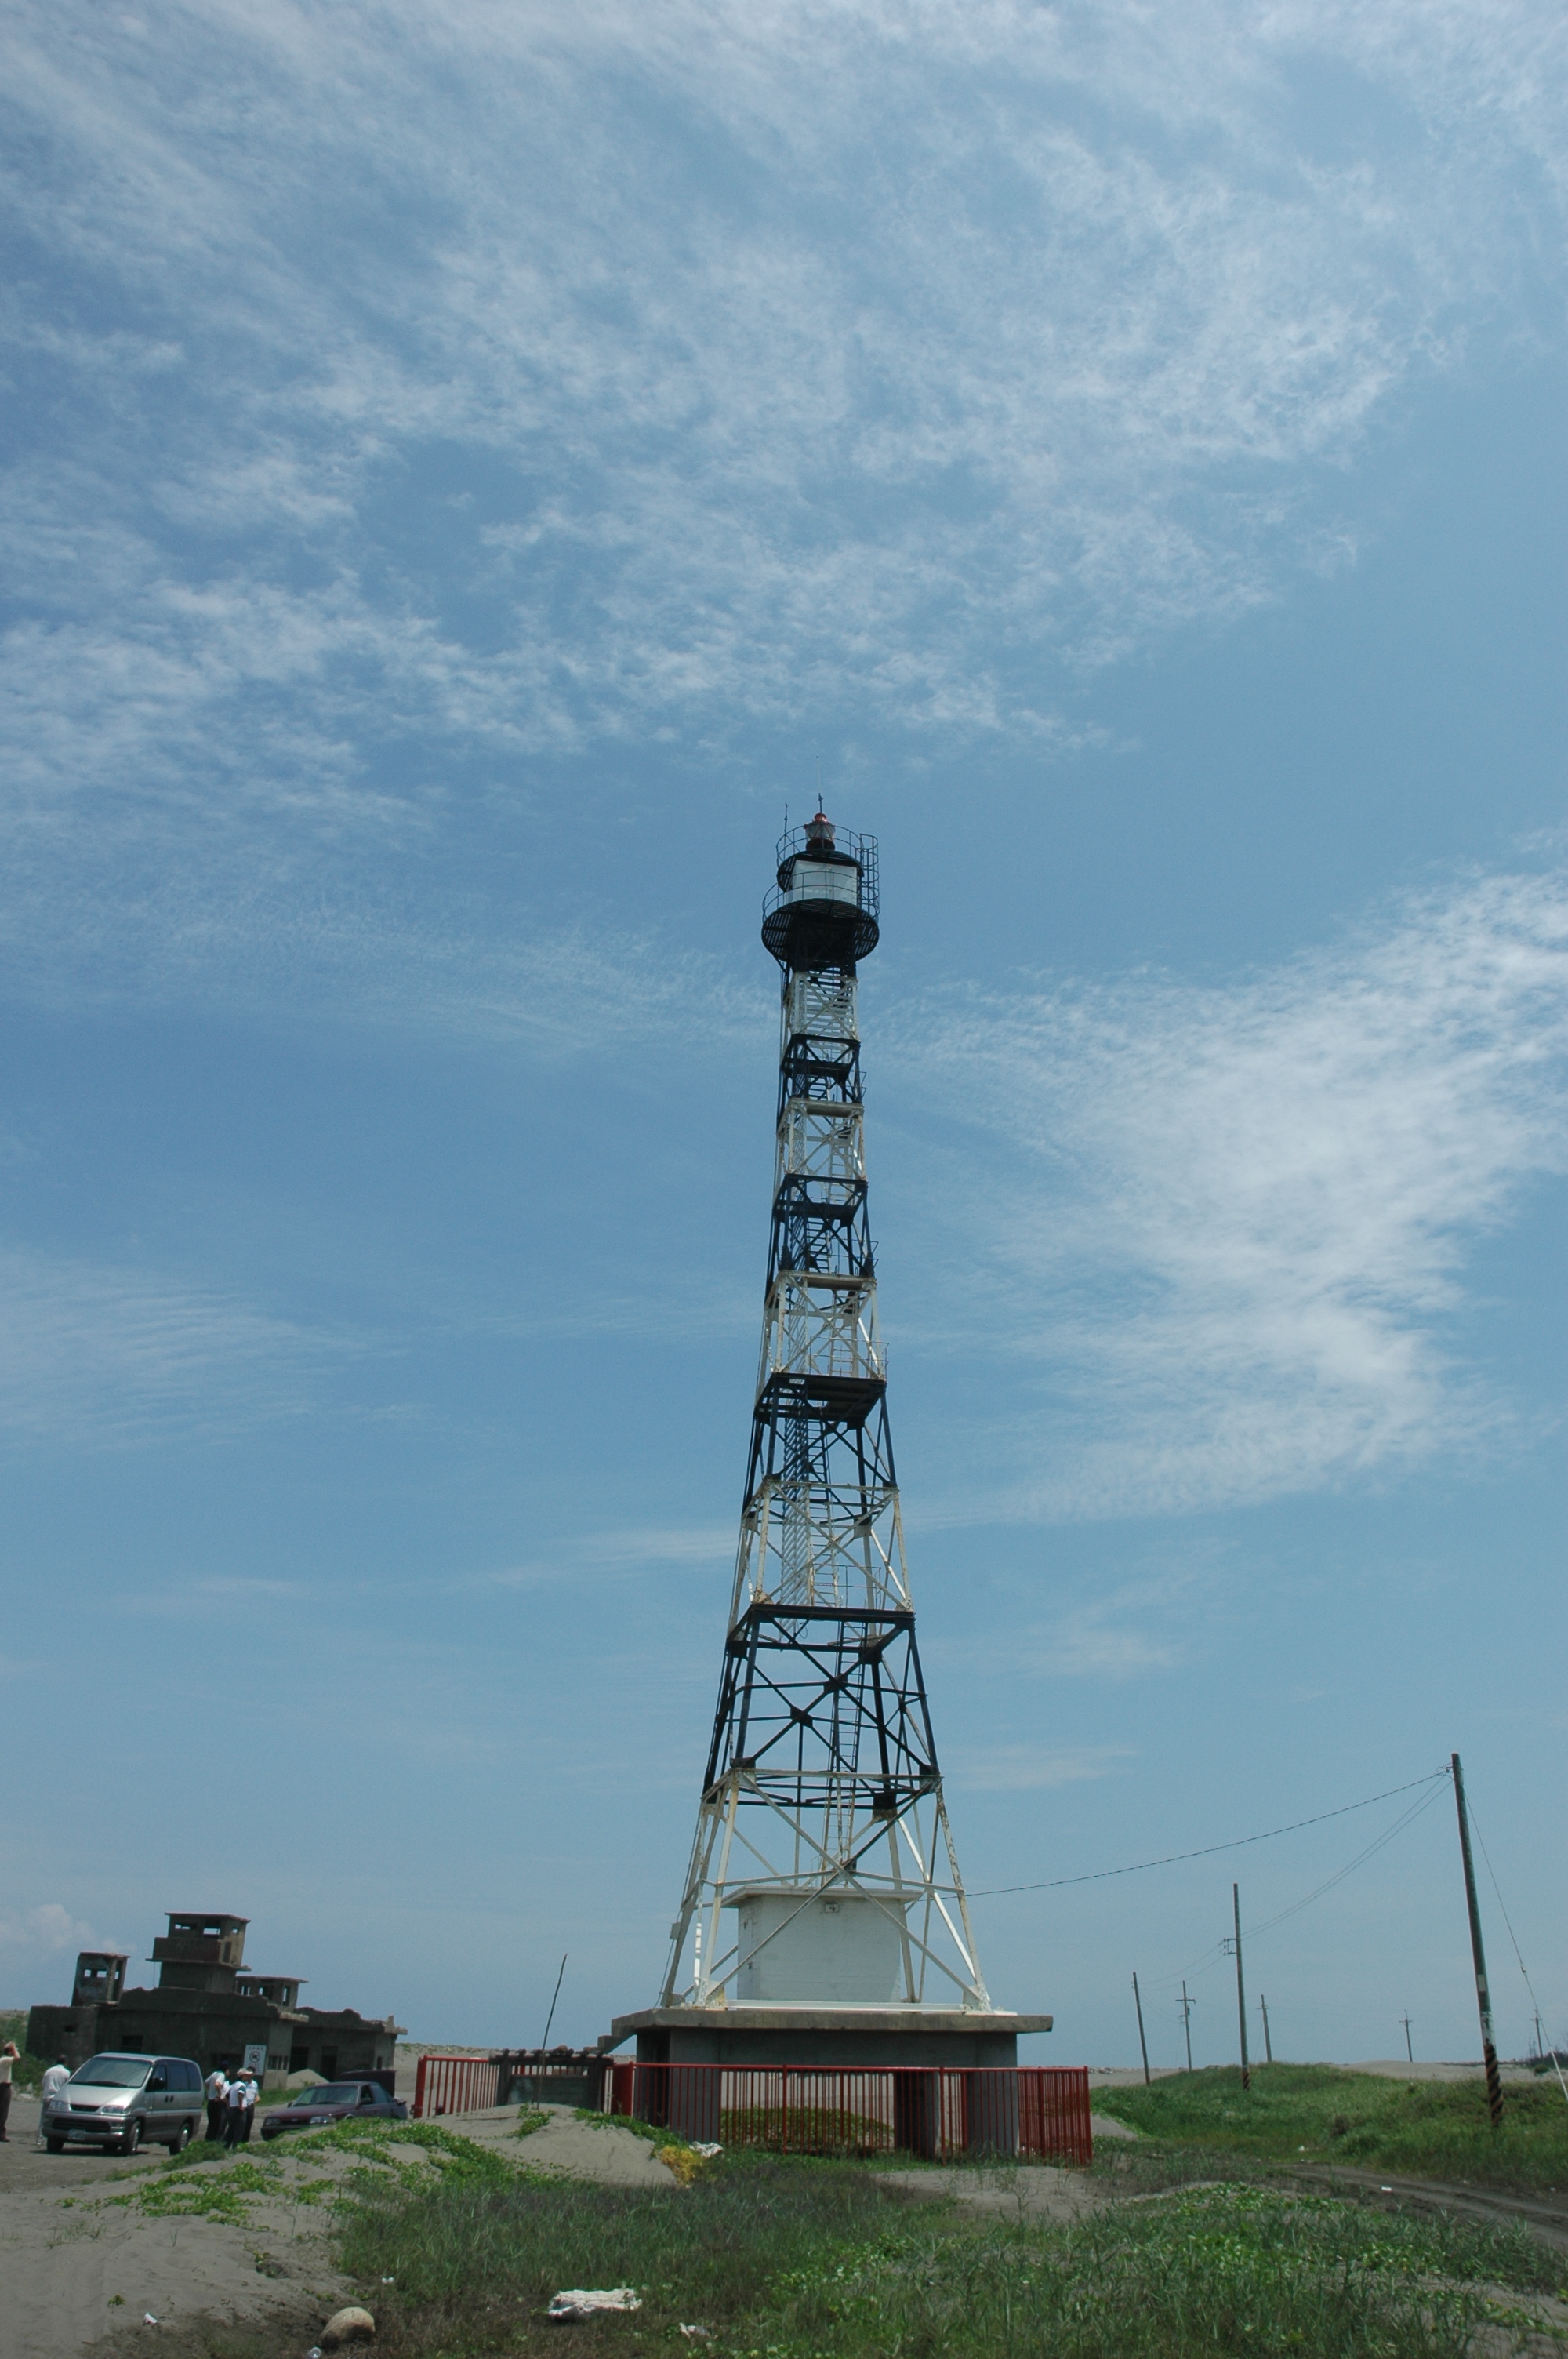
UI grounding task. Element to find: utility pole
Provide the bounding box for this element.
[1179,1982,1195,2073]
[1258,1992,1273,2065]
[1451,1752,1504,2127]
[1232,1883,1250,2092]
[1402,2013,1414,2064]
[540,1954,568,2050]
[1133,1972,1151,2085]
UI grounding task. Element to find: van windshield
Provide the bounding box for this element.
[71,2058,151,2088]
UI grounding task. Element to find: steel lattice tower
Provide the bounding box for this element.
[662,812,989,2012]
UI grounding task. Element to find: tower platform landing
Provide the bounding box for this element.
[604,2005,1051,2068]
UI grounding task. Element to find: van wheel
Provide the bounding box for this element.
[119,2119,143,2156]
[170,2119,191,2154]
[46,2137,64,2154]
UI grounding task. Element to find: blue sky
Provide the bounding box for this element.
[2,0,1563,2069]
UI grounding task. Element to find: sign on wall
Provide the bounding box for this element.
[242,2044,268,2077]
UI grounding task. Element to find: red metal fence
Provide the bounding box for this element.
[608,2063,1091,2165]
[412,2053,500,2119]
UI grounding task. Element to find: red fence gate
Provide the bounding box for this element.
[411,2053,500,2119]
[608,2063,1091,2165]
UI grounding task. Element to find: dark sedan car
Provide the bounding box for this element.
[260,2080,408,2139]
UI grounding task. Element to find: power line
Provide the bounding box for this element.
[1240,1779,1450,1942]
[971,1768,1451,1897]
[1152,1779,1455,1990]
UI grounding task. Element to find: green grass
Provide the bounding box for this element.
[1092,2063,1568,2191]
[337,2150,896,2351]
[328,2146,1566,2359]
[764,2182,1566,2359]
[572,2106,691,2150]
[718,2103,895,2159]
[112,2115,517,2227]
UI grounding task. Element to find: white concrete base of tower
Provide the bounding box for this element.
[731,1887,908,2002]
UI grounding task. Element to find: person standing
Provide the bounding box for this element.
[223,2072,249,2148]
[37,2059,69,2148]
[205,2066,228,2143]
[0,2040,17,2142]
[238,2068,257,2142]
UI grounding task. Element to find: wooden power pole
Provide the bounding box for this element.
[1258,1991,1273,2065]
[1133,1971,1151,2085]
[1451,1752,1504,2126]
[1180,1981,1195,2073]
[1232,1883,1250,2092]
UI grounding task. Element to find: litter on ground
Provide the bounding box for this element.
[549,2288,644,2322]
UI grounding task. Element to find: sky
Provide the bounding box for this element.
[2,0,1564,2071]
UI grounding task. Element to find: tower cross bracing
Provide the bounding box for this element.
[662,814,989,2012]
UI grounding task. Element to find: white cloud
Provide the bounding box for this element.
[950,1743,1136,1792]
[896,858,1568,1517]
[0,0,1561,824]
[0,1902,99,1952]
[477,1525,737,1587]
[119,1575,309,1619]
[0,1246,330,1445]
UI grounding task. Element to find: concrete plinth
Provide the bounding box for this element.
[605,2004,1051,2070]
[602,2006,1056,2157]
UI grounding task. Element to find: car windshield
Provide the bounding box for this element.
[71,2058,151,2088]
[296,2085,365,2106]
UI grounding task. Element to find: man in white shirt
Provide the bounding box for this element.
[0,2040,17,2142]
[205,2068,228,2143]
[223,2072,248,2147]
[37,2059,69,2147]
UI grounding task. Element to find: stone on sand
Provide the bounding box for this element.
[321,2306,376,2346]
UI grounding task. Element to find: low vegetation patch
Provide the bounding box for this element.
[571,2107,691,2150]
[1092,2064,1568,2191]
[337,2150,895,2350]
[766,2182,1566,2359]
[719,2103,894,2160]
[109,2116,517,2228]
[330,2147,1566,2359]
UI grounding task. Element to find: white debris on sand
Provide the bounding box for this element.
[549,2289,643,2322]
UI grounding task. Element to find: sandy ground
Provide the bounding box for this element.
[0,2095,350,2359]
[6,2063,1546,2356]
[877,2162,1101,2221]
[476,2104,683,2186]
[0,2095,690,2359]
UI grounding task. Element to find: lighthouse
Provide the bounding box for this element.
[608,814,1048,2073]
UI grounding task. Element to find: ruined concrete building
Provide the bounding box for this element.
[27,1913,402,2087]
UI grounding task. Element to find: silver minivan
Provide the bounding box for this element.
[44,2052,206,2155]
